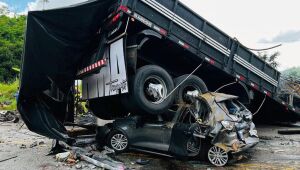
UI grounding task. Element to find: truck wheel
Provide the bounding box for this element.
[129,65,175,114]
[174,75,208,104]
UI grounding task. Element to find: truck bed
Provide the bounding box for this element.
[121,0,299,114]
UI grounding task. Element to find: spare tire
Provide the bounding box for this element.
[174,75,208,104]
[127,65,175,115]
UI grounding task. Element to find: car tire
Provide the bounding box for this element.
[207,145,229,167]
[107,130,129,153]
[174,75,208,104]
[127,65,175,115]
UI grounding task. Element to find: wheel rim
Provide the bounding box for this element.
[182,85,201,103]
[208,146,228,167]
[144,75,167,104]
[110,133,128,151]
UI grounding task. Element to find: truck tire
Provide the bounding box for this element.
[128,65,175,114]
[174,75,208,104]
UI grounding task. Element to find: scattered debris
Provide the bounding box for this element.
[79,154,124,170]
[73,138,96,147]
[0,110,19,123]
[29,141,38,148]
[20,144,27,149]
[236,155,248,161]
[55,152,72,162]
[0,156,17,163]
[75,164,82,169]
[66,157,76,165]
[88,164,96,169]
[76,112,97,125]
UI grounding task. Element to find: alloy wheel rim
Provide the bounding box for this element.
[208,146,228,167]
[111,133,128,151]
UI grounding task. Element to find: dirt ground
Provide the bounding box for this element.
[0,121,300,170]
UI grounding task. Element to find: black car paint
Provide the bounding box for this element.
[109,116,174,153]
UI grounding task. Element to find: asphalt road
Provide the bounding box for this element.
[0,122,300,170]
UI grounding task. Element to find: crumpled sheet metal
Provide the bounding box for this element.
[196,92,259,153]
[198,93,236,127]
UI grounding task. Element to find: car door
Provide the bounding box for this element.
[130,117,173,152]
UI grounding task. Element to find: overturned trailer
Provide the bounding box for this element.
[18,0,299,143]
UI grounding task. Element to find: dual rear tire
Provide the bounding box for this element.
[124,65,208,115]
[90,65,208,117]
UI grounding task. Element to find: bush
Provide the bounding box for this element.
[0,80,18,110]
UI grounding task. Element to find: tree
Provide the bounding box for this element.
[0,15,26,82]
[0,2,9,16]
[257,51,280,69]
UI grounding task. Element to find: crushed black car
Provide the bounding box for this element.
[96,92,259,167]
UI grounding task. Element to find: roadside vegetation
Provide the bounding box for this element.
[0,10,24,110]
[283,67,300,78]
[0,80,18,110]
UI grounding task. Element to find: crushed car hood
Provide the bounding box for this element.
[197,93,259,153]
[18,0,116,141]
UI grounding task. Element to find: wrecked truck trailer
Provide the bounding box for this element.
[18,0,300,141]
[95,93,259,167]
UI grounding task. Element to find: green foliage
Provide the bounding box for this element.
[0,80,19,110]
[257,51,280,69]
[282,67,300,78]
[0,15,26,83]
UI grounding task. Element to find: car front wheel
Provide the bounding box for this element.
[107,130,129,153]
[207,146,229,167]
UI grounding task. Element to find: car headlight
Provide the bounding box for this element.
[221,121,235,131]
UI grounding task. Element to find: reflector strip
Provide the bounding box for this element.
[250,82,259,89]
[263,90,271,97]
[77,59,107,76]
[178,40,189,49]
[236,74,245,81]
[205,57,215,65]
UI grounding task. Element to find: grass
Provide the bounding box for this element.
[0,80,19,110]
[0,80,87,112]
